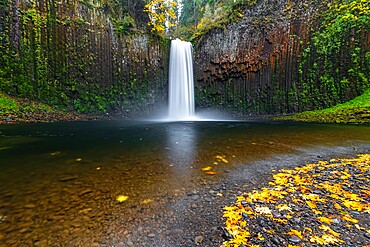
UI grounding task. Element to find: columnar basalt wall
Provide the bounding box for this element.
[0,0,169,115]
[194,0,369,115]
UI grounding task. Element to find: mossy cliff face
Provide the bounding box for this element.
[194,0,370,115]
[0,0,169,115]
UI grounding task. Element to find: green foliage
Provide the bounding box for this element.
[276,88,370,123]
[0,94,18,114]
[174,0,256,41]
[299,0,370,110]
[113,15,136,34]
[0,92,56,115]
[0,0,166,116]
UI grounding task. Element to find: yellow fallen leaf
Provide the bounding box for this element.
[96,167,101,170]
[304,227,313,232]
[116,195,128,202]
[342,214,358,223]
[276,204,291,211]
[306,201,316,209]
[206,171,217,175]
[76,158,82,162]
[201,166,212,171]
[319,224,340,237]
[354,224,366,231]
[142,199,153,204]
[217,193,223,197]
[273,218,288,224]
[318,216,333,224]
[286,229,303,239]
[255,206,272,215]
[312,209,322,215]
[321,234,344,244]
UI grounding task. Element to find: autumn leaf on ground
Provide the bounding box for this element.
[306,200,317,209]
[222,154,370,247]
[142,199,153,204]
[206,171,217,175]
[286,229,303,239]
[254,206,272,215]
[318,216,333,224]
[201,166,212,171]
[276,204,291,211]
[215,155,228,163]
[116,195,128,203]
[342,214,358,223]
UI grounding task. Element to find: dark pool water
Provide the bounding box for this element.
[0,120,369,245]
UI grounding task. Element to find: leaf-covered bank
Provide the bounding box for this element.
[222,154,370,246]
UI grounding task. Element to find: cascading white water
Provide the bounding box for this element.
[168,39,195,120]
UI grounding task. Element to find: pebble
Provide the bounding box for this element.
[271,237,280,245]
[148,233,156,238]
[272,212,281,218]
[204,197,212,202]
[127,240,134,246]
[24,204,36,209]
[91,243,100,247]
[241,200,248,206]
[194,236,204,244]
[289,236,301,244]
[365,233,370,239]
[34,240,48,246]
[191,195,200,200]
[332,218,341,224]
[59,176,78,182]
[291,218,301,224]
[172,229,184,235]
[78,189,93,197]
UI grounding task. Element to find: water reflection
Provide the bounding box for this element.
[165,123,198,176]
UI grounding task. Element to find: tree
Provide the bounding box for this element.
[144,0,177,36]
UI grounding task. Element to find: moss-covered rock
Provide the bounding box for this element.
[275,88,370,124]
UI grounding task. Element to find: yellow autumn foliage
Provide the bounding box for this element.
[144,0,177,35]
[222,154,370,246]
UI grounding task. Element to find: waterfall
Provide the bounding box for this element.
[168,39,195,120]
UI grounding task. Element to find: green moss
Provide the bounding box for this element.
[0,94,18,114]
[298,0,370,109]
[189,1,254,43]
[0,92,59,116]
[275,88,370,124]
